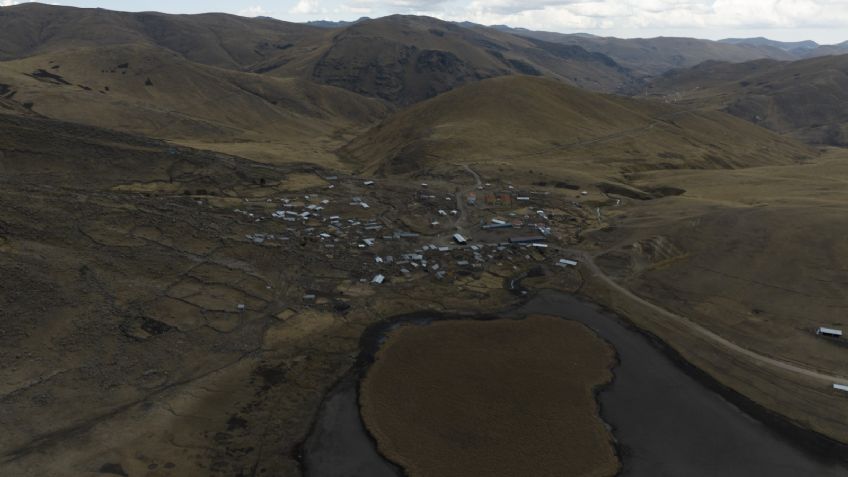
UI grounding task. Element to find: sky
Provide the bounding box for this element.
[2,0,847,44]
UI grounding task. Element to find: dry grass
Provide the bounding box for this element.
[309,15,636,106]
[342,75,814,179]
[0,112,527,476]
[3,5,848,466]
[360,316,618,477]
[647,55,848,144]
[0,43,387,166]
[585,148,848,441]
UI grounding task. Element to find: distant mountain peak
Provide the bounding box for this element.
[305,17,370,28]
[719,37,820,51]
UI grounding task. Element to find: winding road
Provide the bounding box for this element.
[568,249,848,384]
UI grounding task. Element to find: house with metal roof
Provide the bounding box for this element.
[508,235,546,244]
[817,327,843,338]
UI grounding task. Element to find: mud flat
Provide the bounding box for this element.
[301,292,848,477]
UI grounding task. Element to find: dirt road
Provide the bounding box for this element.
[568,249,848,384]
[453,164,482,237]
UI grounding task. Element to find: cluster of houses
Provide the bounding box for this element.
[234,175,581,286]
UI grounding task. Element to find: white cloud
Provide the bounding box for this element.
[338,4,373,14]
[293,0,847,39]
[0,0,60,6]
[237,5,267,17]
[435,0,848,38]
[291,0,323,14]
[344,0,451,15]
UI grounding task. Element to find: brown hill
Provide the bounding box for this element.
[0,5,638,107]
[719,37,848,59]
[492,27,797,77]
[0,2,327,70]
[647,55,848,145]
[285,15,638,105]
[342,75,813,180]
[0,43,388,166]
[0,110,272,190]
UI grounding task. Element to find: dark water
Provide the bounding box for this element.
[300,375,401,477]
[301,291,848,477]
[517,291,848,477]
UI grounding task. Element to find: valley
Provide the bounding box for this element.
[1,3,847,477]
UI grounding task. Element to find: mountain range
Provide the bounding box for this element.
[3,4,848,477]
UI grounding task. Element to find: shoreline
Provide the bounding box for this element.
[298,286,848,475]
[532,288,848,468]
[608,301,848,465]
[562,287,848,465]
[358,315,621,477]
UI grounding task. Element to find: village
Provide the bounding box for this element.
[220,170,597,311]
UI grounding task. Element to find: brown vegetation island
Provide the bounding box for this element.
[360,315,618,477]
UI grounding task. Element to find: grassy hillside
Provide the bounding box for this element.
[0,5,639,107]
[0,43,389,166]
[342,75,814,180]
[303,15,637,105]
[0,112,374,477]
[582,147,848,446]
[0,2,327,70]
[647,55,848,145]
